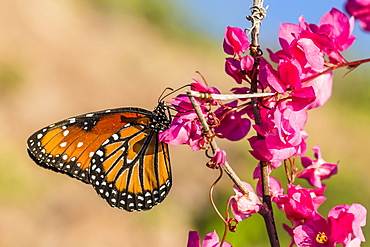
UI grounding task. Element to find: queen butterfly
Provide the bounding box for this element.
[26,102,171,212]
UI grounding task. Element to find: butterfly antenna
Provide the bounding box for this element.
[158,87,174,103]
[158,84,191,103]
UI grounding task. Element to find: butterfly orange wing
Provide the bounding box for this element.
[27,107,171,211]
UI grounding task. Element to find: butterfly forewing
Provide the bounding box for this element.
[27,105,171,211]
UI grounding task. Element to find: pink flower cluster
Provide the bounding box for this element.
[250,8,355,167]
[158,6,368,246]
[223,26,255,83]
[161,8,356,168]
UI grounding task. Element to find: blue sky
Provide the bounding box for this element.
[172,0,370,56]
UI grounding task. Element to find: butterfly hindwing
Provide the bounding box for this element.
[89,121,171,211]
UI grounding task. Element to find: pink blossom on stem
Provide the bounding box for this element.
[293,212,336,246]
[215,101,251,141]
[187,231,232,247]
[282,8,355,64]
[298,145,338,188]
[229,181,262,222]
[225,55,254,84]
[210,148,226,166]
[276,184,326,225]
[318,8,356,53]
[288,86,317,111]
[240,55,254,71]
[225,58,245,84]
[346,0,370,32]
[223,26,249,58]
[223,26,254,84]
[328,203,367,243]
[250,101,308,165]
[292,203,367,246]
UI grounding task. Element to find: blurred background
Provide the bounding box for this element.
[0,0,369,246]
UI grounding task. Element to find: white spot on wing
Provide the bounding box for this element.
[63,130,69,136]
[77,142,84,148]
[96,150,104,157]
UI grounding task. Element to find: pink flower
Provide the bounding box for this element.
[225,55,254,84]
[225,58,246,84]
[293,212,335,246]
[275,8,355,67]
[240,55,254,71]
[346,0,370,32]
[210,148,226,166]
[229,182,262,221]
[223,26,255,84]
[318,8,356,53]
[328,204,367,243]
[292,203,367,246]
[277,184,326,225]
[187,231,232,247]
[223,26,249,58]
[259,59,286,93]
[215,101,251,141]
[250,101,308,164]
[298,146,338,188]
[288,86,317,111]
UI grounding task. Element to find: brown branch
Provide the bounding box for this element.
[248,1,280,247]
[186,91,250,196]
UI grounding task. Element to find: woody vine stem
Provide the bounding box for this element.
[188,1,281,246]
[248,1,280,246]
[187,2,280,246]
